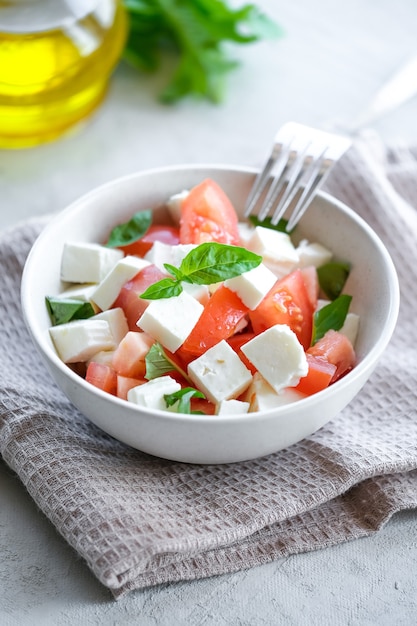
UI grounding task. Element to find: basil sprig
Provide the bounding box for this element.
[45,297,95,326]
[317,261,350,300]
[164,387,206,414]
[249,215,291,233]
[145,342,190,383]
[141,242,262,300]
[312,294,352,345]
[106,210,152,248]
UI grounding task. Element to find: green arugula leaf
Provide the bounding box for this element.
[141,277,184,300]
[145,342,190,382]
[312,294,352,345]
[248,215,290,233]
[164,387,205,414]
[105,210,152,247]
[45,297,95,326]
[317,261,351,300]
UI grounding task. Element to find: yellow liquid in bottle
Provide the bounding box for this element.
[0,0,127,148]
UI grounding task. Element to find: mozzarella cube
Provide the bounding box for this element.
[86,350,115,367]
[237,222,255,246]
[340,313,360,346]
[91,256,150,311]
[166,190,189,223]
[127,376,181,411]
[58,283,97,302]
[137,290,204,352]
[182,282,210,306]
[60,242,123,284]
[49,319,115,363]
[188,340,252,404]
[144,241,196,271]
[224,263,277,310]
[92,307,129,345]
[216,399,250,415]
[246,226,299,277]
[244,372,306,412]
[296,240,333,268]
[241,324,308,393]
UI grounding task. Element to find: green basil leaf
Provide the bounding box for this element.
[178,242,262,284]
[164,263,184,281]
[317,261,350,300]
[312,294,352,345]
[249,215,291,233]
[164,387,205,414]
[106,210,152,247]
[45,297,95,326]
[145,342,190,383]
[140,278,183,300]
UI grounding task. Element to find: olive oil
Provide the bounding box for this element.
[0,0,127,148]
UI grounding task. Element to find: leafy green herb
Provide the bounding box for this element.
[145,342,190,382]
[249,215,290,233]
[141,242,262,299]
[312,294,352,345]
[106,210,152,248]
[164,387,205,414]
[45,297,96,326]
[123,0,282,103]
[317,261,351,300]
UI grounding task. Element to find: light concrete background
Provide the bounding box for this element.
[1,0,417,623]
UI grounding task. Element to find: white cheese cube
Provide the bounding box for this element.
[127,376,181,411]
[166,190,189,223]
[144,241,196,271]
[49,319,115,363]
[60,242,123,284]
[224,263,277,310]
[340,313,360,346]
[244,373,305,412]
[237,222,255,246]
[246,226,299,278]
[182,282,210,306]
[86,349,115,367]
[91,256,150,311]
[241,324,308,393]
[188,340,252,404]
[58,283,97,302]
[216,399,250,415]
[137,290,204,352]
[296,240,333,268]
[92,307,129,345]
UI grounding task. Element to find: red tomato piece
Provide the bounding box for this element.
[86,362,117,395]
[307,330,356,382]
[227,332,257,374]
[116,225,180,257]
[294,354,337,395]
[300,265,319,310]
[117,375,145,400]
[249,269,315,350]
[112,264,167,331]
[179,285,249,358]
[112,331,154,378]
[179,179,240,245]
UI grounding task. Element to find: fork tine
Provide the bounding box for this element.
[255,143,294,221]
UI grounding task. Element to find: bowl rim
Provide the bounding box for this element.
[20,163,401,426]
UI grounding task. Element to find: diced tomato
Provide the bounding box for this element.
[86,362,117,395]
[179,285,249,358]
[116,225,180,257]
[300,265,319,310]
[179,179,240,245]
[307,330,356,382]
[249,269,315,350]
[294,354,337,395]
[117,375,145,400]
[227,332,257,374]
[190,397,216,415]
[112,264,167,331]
[112,331,154,378]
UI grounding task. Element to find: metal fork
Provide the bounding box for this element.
[244,121,352,231]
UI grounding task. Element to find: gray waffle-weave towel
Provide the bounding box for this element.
[1,133,416,598]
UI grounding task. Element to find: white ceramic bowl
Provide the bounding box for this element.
[21,165,400,464]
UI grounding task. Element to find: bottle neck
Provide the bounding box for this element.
[0,0,103,34]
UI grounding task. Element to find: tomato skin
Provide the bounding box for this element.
[112,331,154,378]
[249,269,314,350]
[117,376,146,400]
[179,179,240,245]
[112,264,168,331]
[86,362,117,395]
[179,285,249,357]
[116,225,180,257]
[294,354,337,395]
[300,266,319,310]
[307,330,356,382]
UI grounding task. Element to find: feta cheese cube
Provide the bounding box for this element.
[60,242,123,284]
[340,313,360,346]
[246,226,299,278]
[127,376,181,411]
[91,256,150,311]
[166,190,189,223]
[144,241,196,271]
[182,282,210,306]
[241,324,308,393]
[244,372,306,411]
[57,283,97,303]
[296,240,333,268]
[92,307,129,345]
[86,350,115,367]
[49,319,115,363]
[237,222,255,246]
[224,263,277,310]
[216,399,250,415]
[188,340,252,404]
[137,290,204,352]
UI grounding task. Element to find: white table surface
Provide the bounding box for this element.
[1,1,417,623]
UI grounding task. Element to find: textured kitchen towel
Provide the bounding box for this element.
[1,133,416,598]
